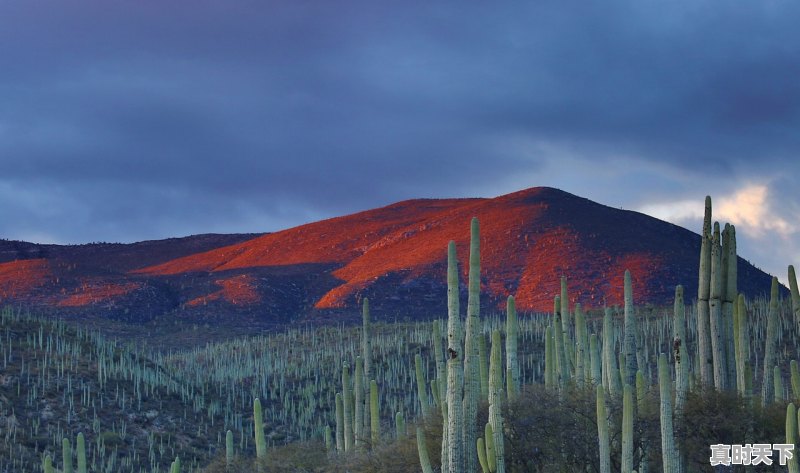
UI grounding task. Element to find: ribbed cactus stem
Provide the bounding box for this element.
[62,437,73,473]
[723,225,737,390]
[561,276,574,376]
[254,398,267,460]
[659,353,677,473]
[575,303,589,387]
[445,239,463,473]
[603,307,621,396]
[76,432,86,473]
[553,295,569,389]
[226,430,234,467]
[477,437,489,473]
[171,456,181,473]
[488,329,505,473]
[762,277,779,406]
[673,286,688,414]
[433,319,446,408]
[791,360,800,400]
[623,270,638,388]
[370,380,380,446]
[697,196,713,387]
[775,365,785,402]
[787,403,799,473]
[709,222,727,390]
[790,265,800,330]
[590,333,601,385]
[417,426,434,473]
[324,426,332,452]
[43,455,53,473]
[506,295,519,400]
[622,383,634,473]
[415,354,429,418]
[544,325,554,389]
[441,400,449,473]
[335,392,344,452]
[342,363,354,450]
[736,294,749,397]
[395,411,405,438]
[463,217,482,473]
[479,334,489,399]
[354,356,364,447]
[597,385,611,473]
[484,422,496,473]
[362,298,372,434]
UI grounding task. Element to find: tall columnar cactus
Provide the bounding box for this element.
[787,403,799,473]
[488,329,505,473]
[370,380,380,446]
[623,270,638,388]
[254,398,267,461]
[790,265,800,329]
[335,393,344,452]
[433,319,446,408]
[590,333,601,385]
[342,363,354,450]
[417,426,434,473]
[553,295,569,389]
[43,455,53,473]
[354,356,365,447]
[723,224,738,389]
[62,437,73,473]
[76,432,86,473]
[477,436,490,473]
[544,325,555,389]
[673,286,688,413]
[791,360,800,400]
[226,430,234,468]
[575,303,589,387]
[622,383,634,473]
[506,295,519,400]
[560,276,574,375]
[463,217,482,473]
[762,277,780,406]
[415,354,430,418]
[171,456,181,473]
[709,222,728,390]
[697,196,713,386]
[775,366,785,402]
[395,411,406,438]
[479,334,489,399]
[445,240,464,473]
[658,353,678,473]
[736,294,750,397]
[603,307,621,396]
[597,385,611,473]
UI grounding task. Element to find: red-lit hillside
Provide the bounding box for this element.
[0,188,777,323]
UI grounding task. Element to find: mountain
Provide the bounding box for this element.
[0,187,776,324]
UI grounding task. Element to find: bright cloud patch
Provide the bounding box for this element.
[716,185,794,238]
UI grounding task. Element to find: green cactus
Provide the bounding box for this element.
[335,392,344,452]
[597,385,611,473]
[479,334,489,399]
[709,222,728,390]
[603,307,621,396]
[484,422,496,473]
[433,319,446,408]
[788,403,799,473]
[775,366,785,402]
[417,426,434,473]
[355,356,364,447]
[370,380,380,446]
[622,383,634,473]
[623,270,638,388]
[506,295,519,400]
[544,325,554,389]
[673,286,688,414]
[62,437,73,473]
[553,295,569,389]
[342,362,354,450]
[395,411,405,439]
[415,353,429,418]
[658,353,677,473]
[488,329,505,473]
[736,294,750,397]
[697,196,713,387]
[254,398,267,460]
[171,456,181,473]
[76,432,86,473]
[324,426,332,452]
[575,303,588,388]
[477,436,489,473]
[723,224,738,390]
[362,298,372,435]
[43,455,53,473]
[762,277,780,406]
[791,360,800,400]
[226,430,234,468]
[463,217,482,473]
[790,265,800,329]
[590,333,601,385]
[445,240,464,473]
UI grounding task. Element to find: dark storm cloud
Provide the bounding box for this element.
[1,0,799,252]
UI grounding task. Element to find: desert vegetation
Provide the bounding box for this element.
[1,195,799,472]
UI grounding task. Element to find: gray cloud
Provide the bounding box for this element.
[1,0,799,281]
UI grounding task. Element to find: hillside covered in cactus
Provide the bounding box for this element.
[0,187,777,324]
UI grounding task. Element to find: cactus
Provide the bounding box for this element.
[479,334,489,399]
[463,217,482,473]
[736,294,750,397]
[575,303,588,388]
[362,298,372,434]
[709,222,728,390]
[623,270,638,388]
[171,456,181,473]
[553,295,569,389]
[342,363,354,450]
[415,353,429,418]
[226,430,234,468]
[324,426,332,452]
[622,383,634,473]
[484,422,496,473]
[790,265,800,329]
[723,224,738,390]
[603,307,621,396]
[417,426,434,473]
[775,365,785,402]
[370,380,380,446]
[658,353,677,473]
[561,276,575,376]
[762,277,780,406]
[477,436,490,473]
[433,319,446,408]
[673,286,688,414]
[791,360,800,400]
[76,432,86,473]
[787,403,799,473]
[590,333,601,385]
[506,295,519,400]
[43,455,53,473]
[254,398,267,461]
[62,437,73,473]
[445,240,464,473]
[597,385,611,473]
[544,325,554,389]
[488,329,505,473]
[697,196,713,386]
[354,356,364,447]
[335,392,344,452]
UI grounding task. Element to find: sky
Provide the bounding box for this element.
[1,0,798,283]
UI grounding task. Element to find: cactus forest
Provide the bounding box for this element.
[2,196,800,473]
